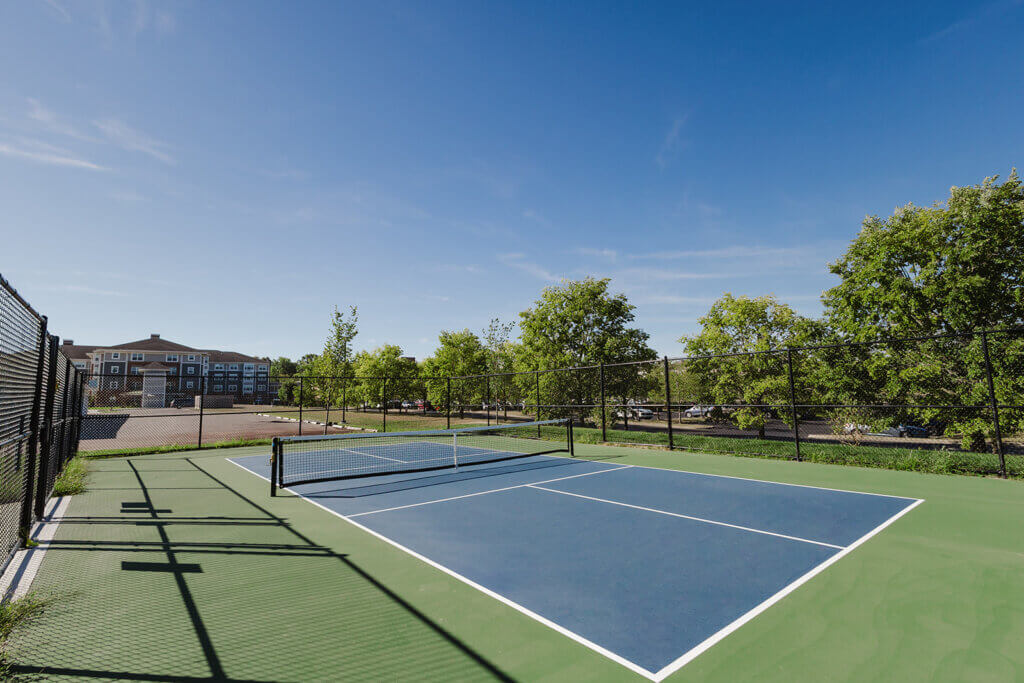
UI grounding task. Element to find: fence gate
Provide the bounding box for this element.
[141,373,166,408]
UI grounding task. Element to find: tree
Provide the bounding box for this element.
[823,170,1024,339]
[351,345,419,408]
[517,278,657,420]
[269,357,297,377]
[680,294,822,437]
[421,329,489,411]
[311,306,359,407]
[821,171,1024,449]
[482,318,522,407]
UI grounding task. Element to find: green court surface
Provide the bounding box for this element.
[7,443,1024,681]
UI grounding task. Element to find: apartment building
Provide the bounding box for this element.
[62,334,272,406]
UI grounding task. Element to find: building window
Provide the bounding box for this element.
[214,385,223,392]
[169,368,177,375]
[110,366,120,374]
[187,355,196,361]
[131,367,140,375]
[111,352,120,360]
[130,352,144,361]
[166,354,178,362]
[186,381,194,389]
[74,362,86,369]
[214,364,224,371]
[257,385,267,391]
[228,385,237,391]
[258,365,268,372]
[109,380,119,389]
[229,364,238,371]
[186,367,195,375]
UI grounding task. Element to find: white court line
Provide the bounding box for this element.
[652,497,925,681]
[226,457,924,681]
[348,465,631,518]
[528,485,844,549]
[537,451,921,500]
[227,458,656,680]
[0,496,70,601]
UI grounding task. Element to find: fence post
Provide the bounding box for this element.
[663,356,674,451]
[786,348,802,462]
[599,362,607,442]
[72,374,84,455]
[342,378,347,424]
[535,369,541,437]
[446,377,452,430]
[324,378,331,435]
[298,377,304,436]
[980,330,1006,478]
[34,334,59,518]
[197,375,205,448]
[486,375,491,426]
[19,317,48,542]
[382,376,387,433]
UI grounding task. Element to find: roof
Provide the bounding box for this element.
[203,350,269,364]
[61,344,99,361]
[139,362,171,370]
[105,336,199,352]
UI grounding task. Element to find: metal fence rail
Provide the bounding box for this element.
[76,326,1024,479]
[0,274,85,578]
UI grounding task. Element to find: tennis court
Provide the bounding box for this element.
[231,423,922,680]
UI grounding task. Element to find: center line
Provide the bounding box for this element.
[527,485,845,549]
[348,465,631,518]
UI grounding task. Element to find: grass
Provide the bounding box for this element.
[0,593,49,678]
[52,458,89,496]
[564,423,1023,478]
[80,437,272,459]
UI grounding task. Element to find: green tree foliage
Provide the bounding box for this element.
[820,171,1024,448]
[351,345,419,407]
[823,170,1024,338]
[517,278,656,420]
[269,357,297,377]
[482,318,522,406]
[310,306,359,407]
[420,330,489,410]
[680,294,822,437]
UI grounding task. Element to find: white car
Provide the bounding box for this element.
[683,404,714,418]
[615,407,654,420]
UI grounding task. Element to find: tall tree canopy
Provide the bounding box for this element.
[823,170,1024,339]
[517,278,656,418]
[420,330,489,409]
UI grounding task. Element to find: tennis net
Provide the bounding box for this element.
[271,418,574,492]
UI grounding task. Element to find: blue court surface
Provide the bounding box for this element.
[230,450,922,680]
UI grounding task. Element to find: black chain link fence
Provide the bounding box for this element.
[70,327,1024,479]
[1,274,86,576]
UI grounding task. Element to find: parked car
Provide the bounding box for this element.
[683,404,714,418]
[615,407,654,420]
[401,400,414,409]
[414,399,434,411]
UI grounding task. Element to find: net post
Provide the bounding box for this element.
[786,348,802,462]
[446,377,451,430]
[298,377,304,436]
[567,418,575,457]
[663,356,673,451]
[452,431,458,470]
[599,362,606,442]
[197,375,205,448]
[980,330,1006,478]
[382,376,387,433]
[270,437,279,496]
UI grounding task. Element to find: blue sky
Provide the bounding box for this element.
[2,1,1022,361]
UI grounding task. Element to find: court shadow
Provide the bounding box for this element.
[7,456,513,682]
[307,456,591,498]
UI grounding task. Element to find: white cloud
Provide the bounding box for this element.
[655,115,688,168]
[572,247,618,261]
[0,139,105,171]
[40,0,71,23]
[93,118,174,164]
[498,254,561,282]
[26,98,95,141]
